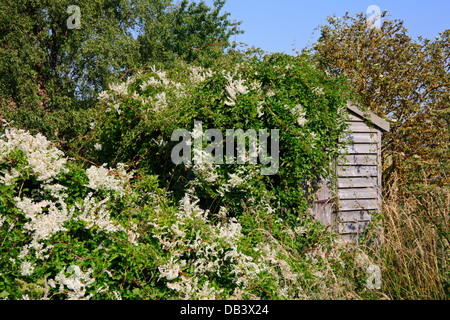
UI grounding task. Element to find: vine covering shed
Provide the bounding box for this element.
[310,101,390,242]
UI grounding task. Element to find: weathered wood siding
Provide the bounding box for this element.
[310,102,389,242]
[335,110,382,241]
[309,180,334,228]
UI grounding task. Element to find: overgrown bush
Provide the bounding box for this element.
[1,51,394,300]
[0,119,387,300]
[76,51,352,220]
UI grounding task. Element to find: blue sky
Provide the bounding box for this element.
[196,0,450,54]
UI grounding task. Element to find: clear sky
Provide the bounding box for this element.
[196,0,450,54]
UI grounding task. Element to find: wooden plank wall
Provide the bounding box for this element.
[335,110,382,242]
[309,179,334,228]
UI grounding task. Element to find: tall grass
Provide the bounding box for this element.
[364,176,450,299]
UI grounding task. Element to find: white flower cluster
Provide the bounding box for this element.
[158,257,186,281]
[223,71,249,106]
[41,183,69,198]
[189,66,214,84]
[167,277,224,300]
[219,66,273,119]
[217,165,257,197]
[191,148,219,183]
[1,124,140,288]
[258,242,297,282]
[312,86,325,96]
[48,265,95,300]
[139,67,181,92]
[150,185,266,299]
[108,82,128,97]
[153,91,167,111]
[102,65,193,115]
[16,197,73,241]
[85,163,133,197]
[20,261,35,276]
[113,103,122,114]
[151,170,309,299]
[99,69,141,102]
[139,76,161,91]
[107,71,144,98]
[176,187,209,222]
[0,215,6,229]
[215,217,242,245]
[13,192,140,280]
[0,126,68,185]
[74,193,139,245]
[288,103,308,127]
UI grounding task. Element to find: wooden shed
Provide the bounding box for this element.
[310,101,390,242]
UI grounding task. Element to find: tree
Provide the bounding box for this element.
[313,12,450,190]
[138,0,241,67]
[0,0,241,141]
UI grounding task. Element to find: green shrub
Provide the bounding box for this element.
[82,51,352,221]
[0,50,390,299]
[0,120,379,300]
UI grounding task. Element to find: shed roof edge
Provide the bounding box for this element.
[346,101,390,132]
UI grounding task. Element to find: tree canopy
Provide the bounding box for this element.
[313,11,450,191]
[0,0,242,141]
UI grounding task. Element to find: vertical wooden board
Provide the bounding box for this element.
[310,180,334,227]
[377,130,382,208]
[332,103,388,242]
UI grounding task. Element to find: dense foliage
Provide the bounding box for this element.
[0,0,241,142]
[313,11,450,299]
[0,50,382,300]
[75,51,351,219]
[1,3,448,300]
[313,12,450,192]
